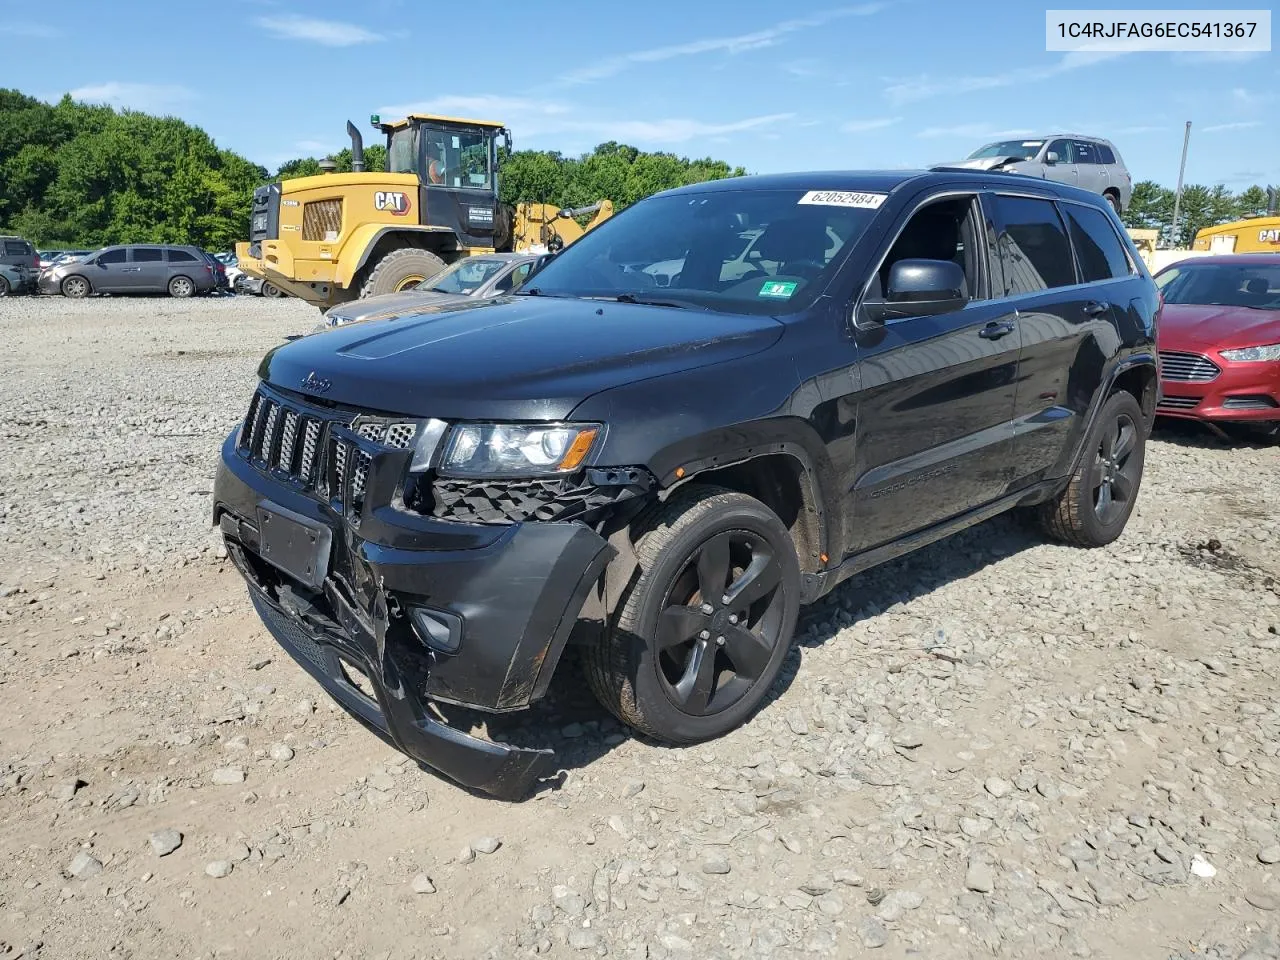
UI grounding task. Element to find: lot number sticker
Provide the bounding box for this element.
[798,190,886,209]
[759,280,798,299]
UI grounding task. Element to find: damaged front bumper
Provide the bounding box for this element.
[213,425,618,800]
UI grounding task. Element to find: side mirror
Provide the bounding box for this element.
[532,252,557,273]
[860,259,968,324]
[1045,150,1059,165]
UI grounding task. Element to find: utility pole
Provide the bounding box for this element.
[1169,121,1192,248]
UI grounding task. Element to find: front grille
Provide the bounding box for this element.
[302,199,343,241]
[1159,351,1220,383]
[324,417,419,522]
[240,390,328,486]
[1157,395,1201,410]
[1222,395,1278,411]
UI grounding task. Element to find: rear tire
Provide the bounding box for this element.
[168,275,195,298]
[584,485,801,744]
[360,247,445,299]
[61,275,90,299]
[1104,192,1122,216]
[1037,390,1146,547]
[262,282,285,298]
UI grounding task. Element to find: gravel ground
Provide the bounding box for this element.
[0,296,1278,960]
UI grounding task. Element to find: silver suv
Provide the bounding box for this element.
[38,244,217,299]
[934,136,1131,215]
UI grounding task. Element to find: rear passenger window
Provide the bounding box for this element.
[1073,140,1099,164]
[168,249,198,263]
[4,241,29,256]
[1096,144,1116,165]
[1063,203,1133,282]
[133,248,164,262]
[992,196,1076,294]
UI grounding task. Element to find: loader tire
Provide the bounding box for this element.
[360,248,446,298]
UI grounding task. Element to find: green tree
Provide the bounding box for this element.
[1236,185,1269,218]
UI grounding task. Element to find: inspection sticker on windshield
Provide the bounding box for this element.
[798,190,886,209]
[759,280,798,299]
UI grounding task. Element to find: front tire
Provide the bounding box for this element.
[61,275,90,299]
[262,282,285,298]
[584,486,801,744]
[1037,390,1146,547]
[0,275,9,297]
[168,275,195,298]
[360,247,445,298]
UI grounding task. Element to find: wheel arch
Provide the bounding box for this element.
[337,225,459,288]
[1066,353,1157,478]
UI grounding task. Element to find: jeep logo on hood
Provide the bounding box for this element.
[299,371,332,394]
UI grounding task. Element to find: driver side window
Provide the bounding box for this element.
[871,195,985,306]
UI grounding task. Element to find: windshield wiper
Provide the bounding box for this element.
[613,293,704,310]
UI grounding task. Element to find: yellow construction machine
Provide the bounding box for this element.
[235,115,613,309]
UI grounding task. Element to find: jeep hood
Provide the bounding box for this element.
[260,296,785,420]
[323,289,473,326]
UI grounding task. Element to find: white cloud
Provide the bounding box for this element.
[842,117,901,133]
[0,23,59,38]
[1202,121,1263,133]
[379,94,789,145]
[557,4,886,85]
[885,51,1119,104]
[916,125,1034,140]
[253,15,384,46]
[66,82,195,113]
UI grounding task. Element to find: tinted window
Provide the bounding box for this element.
[523,188,879,315]
[993,196,1076,294]
[1073,140,1099,164]
[168,249,198,263]
[875,195,986,302]
[1063,203,1132,282]
[1096,144,1116,165]
[133,248,164,262]
[4,241,30,257]
[97,249,127,265]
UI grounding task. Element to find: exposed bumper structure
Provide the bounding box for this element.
[213,426,616,799]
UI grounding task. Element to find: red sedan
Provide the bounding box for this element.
[1154,254,1280,437]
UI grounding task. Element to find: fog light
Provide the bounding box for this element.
[409,607,463,654]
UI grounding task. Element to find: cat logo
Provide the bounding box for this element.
[1260,228,1280,244]
[374,191,412,216]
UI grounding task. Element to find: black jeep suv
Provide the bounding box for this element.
[214,171,1160,798]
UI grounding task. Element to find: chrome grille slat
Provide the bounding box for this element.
[1159,350,1220,383]
[300,419,320,481]
[278,410,299,470]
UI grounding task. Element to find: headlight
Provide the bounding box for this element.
[1220,343,1280,363]
[438,423,602,477]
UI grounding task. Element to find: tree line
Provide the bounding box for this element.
[1122,180,1278,247]
[1,87,1273,251]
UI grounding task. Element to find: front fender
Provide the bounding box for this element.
[335,225,457,288]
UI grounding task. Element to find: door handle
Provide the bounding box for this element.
[1083,300,1110,317]
[978,320,1015,340]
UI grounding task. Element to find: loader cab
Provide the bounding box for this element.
[378,114,510,251]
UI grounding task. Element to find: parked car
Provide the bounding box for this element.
[1,235,39,274]
[213,170,1159,799]
[233,272,286,298]
[1153,253,1280,439]
[203,251,231,293]
[0,262,37,296]
[933,135,1132,214]
[321,253,539,327]
[38,244,218,298]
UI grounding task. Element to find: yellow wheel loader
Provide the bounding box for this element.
[235,115,613,310]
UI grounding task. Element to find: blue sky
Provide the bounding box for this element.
[1,0,1276,189]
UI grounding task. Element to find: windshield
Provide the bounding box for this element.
[425,258,509,294]
[519,188,881,315]
[1157,262,1280,310]
[388,127,418,174]
[967,140,1044,161]
[421,126,493,189]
